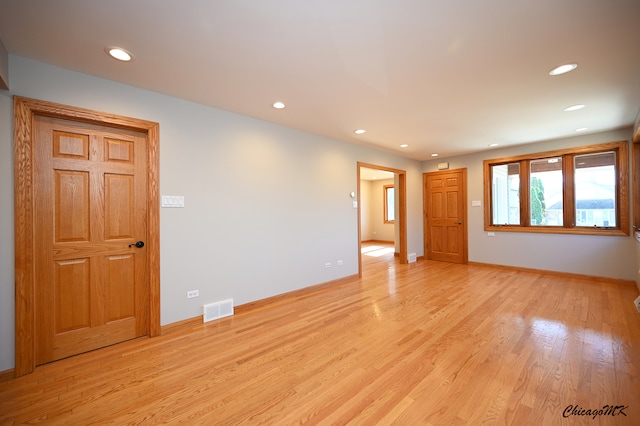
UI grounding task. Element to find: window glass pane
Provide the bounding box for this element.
[485,141,626,234]
[491,163,520,225]
[530,157,563,226]
[385,186,395,222]
[574,152,616,227]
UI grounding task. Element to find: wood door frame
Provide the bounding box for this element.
[357,162,408,277]
[633,110,639,230]
[13,96,160,377]
[423,168,468,264]
[633,111,639,293]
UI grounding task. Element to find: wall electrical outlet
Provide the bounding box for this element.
[324,262,332,269]
[337,260,344,266]
[187,290,199,299]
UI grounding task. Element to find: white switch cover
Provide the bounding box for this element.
[472,200,482,207]
[353,201,358,208]
[161,195,185,208]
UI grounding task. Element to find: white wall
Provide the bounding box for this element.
[359,180,372,241]
[424,129,636,281]
[0,85,13,372]
[361,178,395,242]
[0,56,425,372]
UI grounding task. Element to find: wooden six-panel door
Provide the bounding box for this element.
[33,115,149,364]
[424,169,468,264]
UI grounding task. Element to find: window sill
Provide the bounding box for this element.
[485,225,629,237]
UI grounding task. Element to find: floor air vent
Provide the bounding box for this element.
[408,253,417,263]
[203,299,234,322]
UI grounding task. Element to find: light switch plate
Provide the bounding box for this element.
[472,200,482,207]
[161,195,185,208]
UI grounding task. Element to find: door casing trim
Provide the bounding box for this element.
[13,96,160,377]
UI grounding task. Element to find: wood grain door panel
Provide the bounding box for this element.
[54,170,90,242]
[13,96,160,377]
[34,115,148,365]
[424,169,468,264]
[53,258,91,334]
[104,173,135,240]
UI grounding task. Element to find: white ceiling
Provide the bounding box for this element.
[360,167,395,181]
[1,0,639,160]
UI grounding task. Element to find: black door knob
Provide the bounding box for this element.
[129,241,145,248]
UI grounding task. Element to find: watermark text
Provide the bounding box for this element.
[563,404,628,420]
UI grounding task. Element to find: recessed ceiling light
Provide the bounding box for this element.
[549,63,578,76]
[431,153,439,157]
[273,101,286,109]
[564,104,585,112]
[400,144,409,148]
[489,143,499,147]
[575,127,588,132]
[106,47,133,62]
[354,129,366,135]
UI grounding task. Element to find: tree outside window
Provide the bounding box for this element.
[530,177,545,225]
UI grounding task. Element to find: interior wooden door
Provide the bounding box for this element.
[424,169,468,264]
[33,115,149,364]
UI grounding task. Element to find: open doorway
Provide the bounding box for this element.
[357,162,408,277]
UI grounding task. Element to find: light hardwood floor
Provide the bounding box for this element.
[1,245,639,425]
